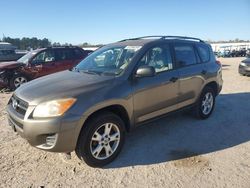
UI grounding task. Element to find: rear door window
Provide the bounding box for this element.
[196,44,210,63]
[174,44,197,66]
[56,49,74,61]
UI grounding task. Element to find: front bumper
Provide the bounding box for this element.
[0,77,8,88]
[7,103,85,152]
[239,65,250,76]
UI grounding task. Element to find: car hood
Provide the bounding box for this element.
[15,70,116,105]
[242,58,250,64]
[0,61,24,69]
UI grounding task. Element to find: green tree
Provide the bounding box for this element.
[2,36,52,50]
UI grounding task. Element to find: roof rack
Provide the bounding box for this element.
[119,36,163,42]
[162,36,204,42]
[48,45,77,48]
[119,35,204,43]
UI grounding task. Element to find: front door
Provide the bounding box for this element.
[28,49,57,78]
[132,44,180,123]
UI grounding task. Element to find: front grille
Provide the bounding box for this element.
[9,115,24,129]
[10,95,29,117]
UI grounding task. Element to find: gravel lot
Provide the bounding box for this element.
[0,57,250,188]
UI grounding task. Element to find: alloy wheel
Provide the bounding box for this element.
[201,92,214,115]
[90,123,120,160]
[14,77,27,88]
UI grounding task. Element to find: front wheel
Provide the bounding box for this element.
[9,74,28,90]
[76,112,125,167]
[194,87,215,119]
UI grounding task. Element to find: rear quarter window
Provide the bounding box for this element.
[56,49,74,61]
[197,44,210,63]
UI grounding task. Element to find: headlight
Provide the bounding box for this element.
[33,98,76,118]
[0,70,5,75]
[240,62,247,66]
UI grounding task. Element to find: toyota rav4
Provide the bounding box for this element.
[6,36,223,167]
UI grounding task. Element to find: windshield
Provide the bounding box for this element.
[75,46,142,75]
[17,51,38,64]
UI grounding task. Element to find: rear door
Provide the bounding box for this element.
[132,44,180,123]
[72,48,87,66]
[55,48,75,71]
[173,42,206,108]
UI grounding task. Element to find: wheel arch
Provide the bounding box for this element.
[81,104,131,133]
[203,81,219,96]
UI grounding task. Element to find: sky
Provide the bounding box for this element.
[0,0,249,45]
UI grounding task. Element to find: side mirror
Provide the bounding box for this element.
[135,65,156,78]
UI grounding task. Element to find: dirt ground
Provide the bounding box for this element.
[0,57,250,188]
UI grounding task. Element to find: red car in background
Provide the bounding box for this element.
[0,46,91,90]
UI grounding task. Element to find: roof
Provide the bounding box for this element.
[48,46,81,49]
[114,39,156,46]
[111,36,205,46]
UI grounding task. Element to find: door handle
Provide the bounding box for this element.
[170,77,178,83]
[201,70,207,75]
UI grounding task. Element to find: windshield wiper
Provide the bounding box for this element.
[101,71,117,76]
[101,69,122,76]
[71,67,80,72]
[80,69,101,75]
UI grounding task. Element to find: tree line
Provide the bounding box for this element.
[1,37,52,50]
[0,36,102,50]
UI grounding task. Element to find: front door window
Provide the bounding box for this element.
[32,50,55,64]
[138,45,173,73]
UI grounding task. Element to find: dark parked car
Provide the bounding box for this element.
[7,36,223,167]
[231,49,247,57]
[238,49,247,57]
[0,49,26,62]
[239,58,250,76]
[0,42,27,62]
[246,49,250,58]
[230,50,237,57]
[0,46,88,90]
[220,50,231,57]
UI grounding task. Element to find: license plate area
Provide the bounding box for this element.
[8,118,17,132]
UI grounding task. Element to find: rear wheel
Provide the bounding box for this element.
[76,112,125,167]
[10,74,28,90]
[194,87,215,119]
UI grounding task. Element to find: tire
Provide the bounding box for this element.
[9,74,28,90]
[75,112,125,167]
[194,87,215,119]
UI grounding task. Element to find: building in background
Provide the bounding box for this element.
[210,42,250,52]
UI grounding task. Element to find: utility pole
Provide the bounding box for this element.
[2,33,6,41]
